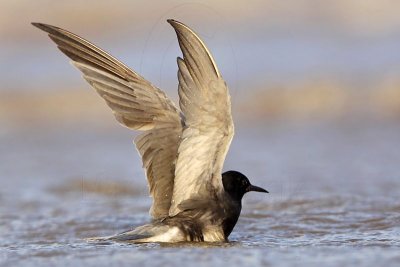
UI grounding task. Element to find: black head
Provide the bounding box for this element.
[222,170,268,201]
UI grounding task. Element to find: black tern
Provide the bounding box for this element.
[32,19,268,243]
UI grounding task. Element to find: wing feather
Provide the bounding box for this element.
[32,23,183,219]
[167,20,234,216]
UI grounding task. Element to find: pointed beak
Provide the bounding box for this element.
[246,184,269,193]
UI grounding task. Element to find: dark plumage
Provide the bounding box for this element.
[221,171,268,238]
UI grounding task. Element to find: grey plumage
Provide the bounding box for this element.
[32,19,267,243]
[31,21,183,220]
[170,20,234,217]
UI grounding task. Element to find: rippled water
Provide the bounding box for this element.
[1,119,400,266]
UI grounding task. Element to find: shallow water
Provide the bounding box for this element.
[1,119,400,266]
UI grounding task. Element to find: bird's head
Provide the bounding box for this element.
[222,170,268,201]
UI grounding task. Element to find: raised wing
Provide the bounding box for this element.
[32,23,183,219]
[167,20,234,216]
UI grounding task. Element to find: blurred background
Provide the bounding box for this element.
[1,1,400,264]
[2,0,400,126]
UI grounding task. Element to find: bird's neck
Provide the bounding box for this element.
[222,197,242,239]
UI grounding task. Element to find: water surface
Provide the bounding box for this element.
[1,119,399,266]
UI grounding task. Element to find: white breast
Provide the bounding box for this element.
[138,226,185,243]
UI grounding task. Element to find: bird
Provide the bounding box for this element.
[32,19,268,243]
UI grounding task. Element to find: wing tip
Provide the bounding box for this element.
[31,22,46,30]
[167,19,189,33]
[167,19,221,78]
[167,19,180,26]
[31,22,60,34]
[31,22,48,29]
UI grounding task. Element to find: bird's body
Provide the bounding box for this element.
[110,189,241,243]
[32,20,268,243]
